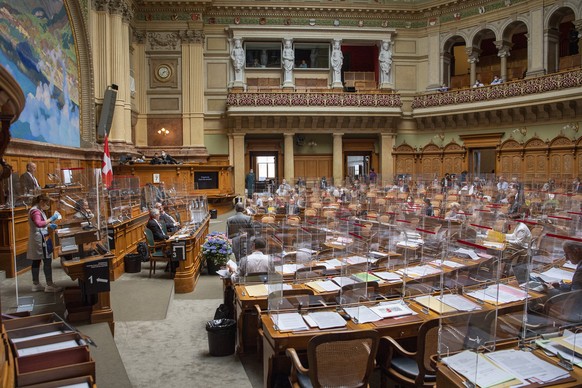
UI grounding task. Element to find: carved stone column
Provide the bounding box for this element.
[181,30,206,148]
[233,134,246,196]
[465,47,481,86]
[494,41,512,82]
[378,40,394,90]
[545,28,561,74]
[333,133,343,185]
[283,133,295,182]
[282,38,295,89]
[230,38,245,88]
[331,39,344,89]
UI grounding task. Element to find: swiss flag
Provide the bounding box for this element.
[102,134,113,188]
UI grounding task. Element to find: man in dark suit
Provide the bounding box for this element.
[155,202,179,233]
[285,198,300,215]
[561,241,582,291]
[20,162,41,194]
[161,150,178,164]
[147,208,169,241]
[226,202,254,238]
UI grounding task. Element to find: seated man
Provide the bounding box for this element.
[553,241,582,291]
[160,150,179,164]
[285,198,300,215]
[444,202,465,221]
[505,222,532,249]
[155,202,179,233]
[227,237,274,282]
[147,208,169,241]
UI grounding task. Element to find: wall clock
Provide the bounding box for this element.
[156,64,172,81]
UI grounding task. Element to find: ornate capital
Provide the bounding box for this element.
[91,0,110,12]
[465,47,481,63]
[179,30,205,44]
[147,31,180,51]
[494,40,512,58]
[132,29,146,45]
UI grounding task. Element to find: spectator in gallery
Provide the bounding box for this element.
[160,150,178,164]
[298,59,308,68]
[472,79,484,88]
[438,84,449,92]
[150,152,162,165]
[490,75,503,84]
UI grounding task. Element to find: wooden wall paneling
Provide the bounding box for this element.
[392,143,416,176]
[294,155,332,180]
[497,139,523,180]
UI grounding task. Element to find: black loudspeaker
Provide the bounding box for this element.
[97,84,118,138]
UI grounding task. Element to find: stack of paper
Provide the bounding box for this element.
[319,258,344,269]
[342,306,383,323]
[534,267,575,283]
[563,260,577,270]
[397,265,442,278]
[305,280,341,293]
[275,263,305,274]
[346,256,370,265]
[245,283,292,297]
[303,312,347,329]
[372,271,401,282]
[271,312,309,331]
[414,295,458,314]
[466,284,527,304]
[454,248,480,260]
[352,272,382,282]
[369,301,415,318]
[486,349,570,385]
[442,350,517,388]
[331,276,360,287]
[430,260,465,268]
[17,340,80,357]
[437,294,481,311]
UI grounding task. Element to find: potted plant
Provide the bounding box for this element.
[202,232,233,275]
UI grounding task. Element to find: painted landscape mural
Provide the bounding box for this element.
[0,0,80,147]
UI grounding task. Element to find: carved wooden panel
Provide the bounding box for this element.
[524,155,535,172]
[421,157,441,176]
[294,156,332,180]
[395,156,414,175]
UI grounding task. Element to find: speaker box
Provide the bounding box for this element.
[97,87,118,138]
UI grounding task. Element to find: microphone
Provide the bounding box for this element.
[60,199,93,229]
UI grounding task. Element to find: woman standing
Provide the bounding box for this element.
[27,194,62,292]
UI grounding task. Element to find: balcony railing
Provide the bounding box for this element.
[411,68,582,109]
[226,91,403,108]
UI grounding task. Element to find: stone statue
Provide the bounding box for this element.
[331,39,343,86]
[230,38,245,83]
[379,40,393,85]
[282,39,294,85]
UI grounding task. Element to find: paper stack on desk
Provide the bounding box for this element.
[305,280,341,293]
[533,267,575,283]
[396,265,442,278]
[303,312,346,329]
[466,284,528,304]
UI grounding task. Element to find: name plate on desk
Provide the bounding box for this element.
[83,258,110,295]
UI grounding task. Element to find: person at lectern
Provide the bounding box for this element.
[74,198,94,221]
[28,194,62,293]
[147,208,169,241]
[20,162,41,194]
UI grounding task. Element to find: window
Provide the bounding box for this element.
[245,42,281,68]
[294,43,330,69]
[256,156,276,181]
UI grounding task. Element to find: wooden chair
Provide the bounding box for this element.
[261,215,276,224]
[304,208,318,217]
[378,319,441,387]
[143,228,173,278]
[286,330,380,388]
[287,215,301,225]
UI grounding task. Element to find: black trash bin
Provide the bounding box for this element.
[206,318,236,356]
[124,253,142,273]
[210,209,218,219]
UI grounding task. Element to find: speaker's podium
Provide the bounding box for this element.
[56,226,114,334]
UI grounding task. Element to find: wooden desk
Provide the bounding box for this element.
[61,254,115,334]
[168,216,209,293]
[107,210,149,280]
[436,348,582,387]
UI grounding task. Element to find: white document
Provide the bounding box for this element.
[343,306,383,323]
[10,330,69,343]
[321,259,344,268]
[467,284,527,304]
[486,349,569,384]
[442,350,516,388]
[430,260,465,268]
[346,255,369,265]
[226,259,237,272]
[397,241,420,248]
[437,294,482,311]
[369,301,415,318]
[275,263,304,274]
[17,339,80,357]
[316,280,341,292]
[454,248,480,260]
[271,312,309,331]
[372,271,401,282]
[369,250,388,257]
[535,267,575,283]
[305,312,347,329]
[563,261,577,270]
[397,265,442,278]
[332,276,359,287]
[216,269,230,278]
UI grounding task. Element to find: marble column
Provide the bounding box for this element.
[545,28,561,74]
[441,51,452,88]
[332,133,343,185]
[465,47,481,86]
[121,9,132,144]
[527,8,546,77]
[181,30,205,148]
[426,32,442,90]
[132,31,147,146]
[494,41,512,82]
[109,7,127,143]
[283,133,295,182]
[379,134,395,186]
[233,134,246,196]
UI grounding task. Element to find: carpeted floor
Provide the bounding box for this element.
[111,275,174,321]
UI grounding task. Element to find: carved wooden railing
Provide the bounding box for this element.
[411,68,582,109]
[226,91,403,108]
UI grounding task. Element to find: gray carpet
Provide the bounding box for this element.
[115,298,252,388]
[111,275,174,321]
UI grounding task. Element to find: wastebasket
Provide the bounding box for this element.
[206,318,236,356]
[210,209,218,219]
[124,253,142,273]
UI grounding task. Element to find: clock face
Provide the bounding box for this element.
[156,65,171,80]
